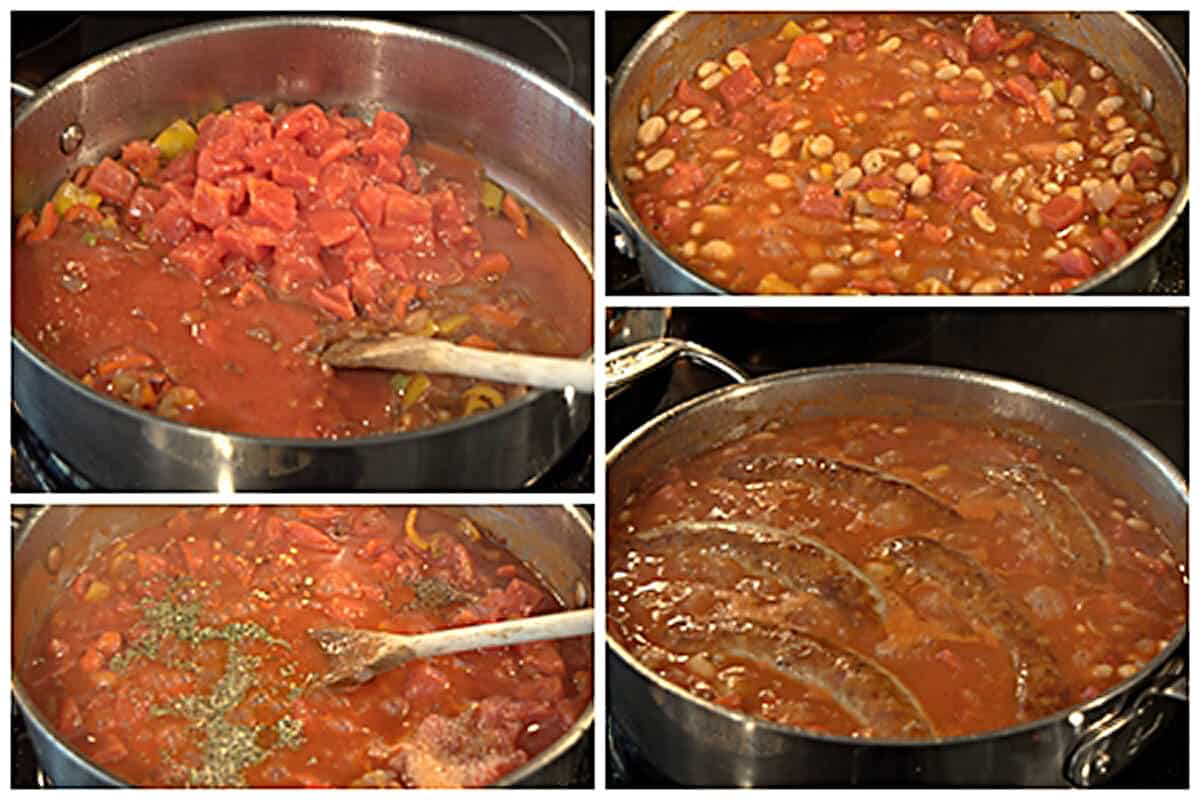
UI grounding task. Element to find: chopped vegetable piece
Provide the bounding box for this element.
[480,179,505,213]
[153,118,199,159]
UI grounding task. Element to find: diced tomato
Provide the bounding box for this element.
[1054,247,1096,277]
[310,283,357,320]
[405,663,453,705]
[91,734,128,765]
[25,202,59,243]
[1000,74,1039,106]
[1127,151,1157,176]
[94,346,155,377]
[317,136,358,166]
[307,208,362,247]
[63,205,104,225]
[120,139,161,180]
[1086,227,1130,266]
[214,221,278,263]
[232,280,268,307]
[785,35,827,69]
[933,162,981,204]
[160,149,197,183]
[675,79,722,121]
[271,145,322,191]
[833,14,866,31]
[360,130,406,163]
[190,179,235,229]
[79,646,104,673]
[245,177,298,230]
[1040,193,1086,231]
[844,31,867,54]
[136,550,169,578]
[922,223,954,244]
[276,103,330,141]
[284,519,341,553]
[659,160,707,199]
[150,198,196,247]
[385,189,434,228]
[86,157,139,205]
[797,183,850,221]
[968,15,1004,60]
[15,210,36,242]
[168,231,226,281]
[178,536,211,573]
[1028,51,1052,78]
[716,65,764,111]
[355,184,388,227]
[957,191,985,213]
[520,641,567,676]
[372,109,412,153]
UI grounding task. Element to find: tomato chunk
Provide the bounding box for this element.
[717,65,764,110]
[797,183,850,221]
[968,15,1004,60]
[86,157,139,205]
[1040,193,1086,231]
[785,35,828,69]
[1054,247,1096,277]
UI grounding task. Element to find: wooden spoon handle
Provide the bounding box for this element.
[404,608,594,662]
[323,336,594,393]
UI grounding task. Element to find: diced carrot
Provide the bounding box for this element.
[470,302,523,329]
[936,84,980,105]
[15,210,36,242]
[25,202,60,243]
[95,346,156,377]
[500,193,529,239]
[998,29,1035,53]
[475,252,511,280]
[1028,51,1052,78]
[1034,95,1055,125]
[716,64,764,111]
[1000,75,1039,106]
[62,204,104,225]
[785,35,827,69]
[461,334,499,350]
[1040,193,1086,231]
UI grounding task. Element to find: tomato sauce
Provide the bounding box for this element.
[21,506,591,787]
[622,14,1179,294]
[608,417,1186,739]
[14,102,592,436]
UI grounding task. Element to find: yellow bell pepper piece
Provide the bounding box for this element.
[437,313,471,336]
[779,20,804,40]
[51,180,102,216]
[480,179,505,213]
[405,509,430,551]
[153,119,198,159]
[401,373,432,410]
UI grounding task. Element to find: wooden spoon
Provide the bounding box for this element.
[321,335,594,393]
[309,608,594,686]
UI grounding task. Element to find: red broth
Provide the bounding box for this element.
[21,506,591,787]
[621,14,1179,294]
[608,417,1185,739]
[14,102,592,437]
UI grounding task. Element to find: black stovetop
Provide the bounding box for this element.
[605,12,1189,295]
[10,12,594,495]
[606,308,1187,788]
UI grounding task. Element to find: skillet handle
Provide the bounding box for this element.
[1063,655,1186,787]
[605,337,747,399]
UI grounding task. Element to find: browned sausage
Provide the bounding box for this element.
[667,619,937,739]
[872,536,1070,721]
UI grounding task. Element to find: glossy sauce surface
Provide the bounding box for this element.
[23,506,591,786]
[622,14,1179,294]
[608,417,1185,738]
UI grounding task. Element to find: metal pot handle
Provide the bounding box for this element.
[1064,656,1187,787]
[12,80,38,102]
[605,337,747,398]
[607,204,639,260]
